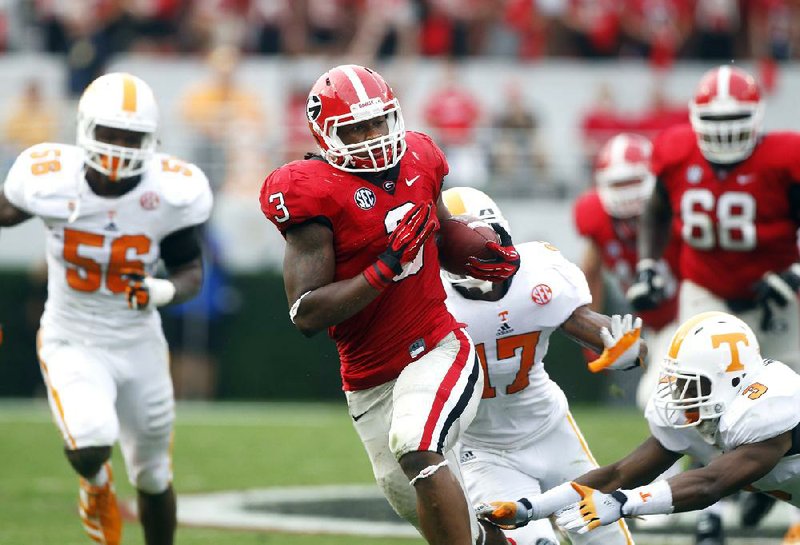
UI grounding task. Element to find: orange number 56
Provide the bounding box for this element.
[63,229,151,293]
[30,148,61,176]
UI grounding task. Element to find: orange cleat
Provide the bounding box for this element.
[783,523,800,545]
[78,463,121,545]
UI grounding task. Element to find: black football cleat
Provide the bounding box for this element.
[740,492,777,528]
[695,511,724,545]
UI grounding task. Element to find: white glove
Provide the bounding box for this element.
[627,258,666,311]
[588,314,644,373]
[123,271,176,311]
[556,481,674,534]
[555,483,627,534]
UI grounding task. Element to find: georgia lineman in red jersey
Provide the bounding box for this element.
[628,65,800,545]
[574,133,681,409]
[630,65,800,370]
[259,65,519,545]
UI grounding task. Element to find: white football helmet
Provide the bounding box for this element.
[77,72,159,180]
[654,311,763,436]
[594,133,655,219]
[441,187,510,293]
[689,65,764,165]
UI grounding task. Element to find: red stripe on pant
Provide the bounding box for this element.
[418,328,471,451]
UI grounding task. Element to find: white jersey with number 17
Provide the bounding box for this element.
[2,142,213,345]
[443,241,592,450]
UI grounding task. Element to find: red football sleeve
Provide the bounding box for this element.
[259,166,332,235]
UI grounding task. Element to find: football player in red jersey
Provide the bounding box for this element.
[259,64,520,545]
[574,133,681,410]
[629,64,800,545]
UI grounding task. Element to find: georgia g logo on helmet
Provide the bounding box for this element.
[305,64,407,173]
[306,95,322,122]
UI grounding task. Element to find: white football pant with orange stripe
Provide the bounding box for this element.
[37,326,174,494]
[346,328,483,541]
[457,413,635,545]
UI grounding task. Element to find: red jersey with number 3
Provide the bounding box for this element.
[574,190,680,330]
[652,124,800,300]
[260,131,461,391]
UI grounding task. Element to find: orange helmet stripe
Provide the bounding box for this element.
[667,311,728,359]
[121,75,137,113]
[443,190,467,215]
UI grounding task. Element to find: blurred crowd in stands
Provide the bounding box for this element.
[0,0,795,199]
[0,1,797,79]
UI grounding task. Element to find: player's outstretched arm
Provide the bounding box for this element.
[554,432,791,534]
[664,431,790,512]
[576,436,682,492]
[476,436,679,529]
[560,305,647,371]
[0,192,32,227]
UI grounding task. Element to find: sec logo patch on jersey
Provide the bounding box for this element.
[531,284,552,305]
[140,191,160,210]
[686,165,703,184]
[354,187,376,210]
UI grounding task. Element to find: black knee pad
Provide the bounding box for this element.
[65,446,112,479]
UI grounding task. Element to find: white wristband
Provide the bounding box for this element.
[530,482,582,519]
[289,291,312,324]
[621,480,674,516]
[143,277,176,308]
[636,258,657,272]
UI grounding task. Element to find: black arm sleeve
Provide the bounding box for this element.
[789,184,800,226]
[160,226,203,269]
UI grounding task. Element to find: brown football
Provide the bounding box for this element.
[438,214,500,276]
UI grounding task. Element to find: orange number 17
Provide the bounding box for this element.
[475,331,541,399]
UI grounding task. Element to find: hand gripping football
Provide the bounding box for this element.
[438,215,500,276]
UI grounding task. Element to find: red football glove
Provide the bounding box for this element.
[465,224,520,283]
[364,200,439,290]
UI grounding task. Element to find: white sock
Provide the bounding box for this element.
[702,501,724,517]
[88,464,109,487]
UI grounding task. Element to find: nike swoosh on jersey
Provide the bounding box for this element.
[352,409,370,422]
[405,175,420,186]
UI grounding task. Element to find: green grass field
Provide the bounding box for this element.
[0,400,653,545]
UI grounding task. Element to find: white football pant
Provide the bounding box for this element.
[37,326,174,494]
[457,412,635,545]
[346,328,483,541]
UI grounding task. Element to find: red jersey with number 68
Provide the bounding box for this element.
[574,190,680,331]
[652,124,800,301]
[260,131,461,391]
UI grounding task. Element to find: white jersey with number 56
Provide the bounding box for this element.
[443,241,592,450]
[2,142,213,344]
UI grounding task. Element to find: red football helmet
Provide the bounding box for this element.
[689,65,764,165]
[306,64,406,172]
[594,133,655,219]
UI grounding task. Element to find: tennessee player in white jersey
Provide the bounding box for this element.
[478,312,800,541]
[0,73,212,545]
[440,187,640,545]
